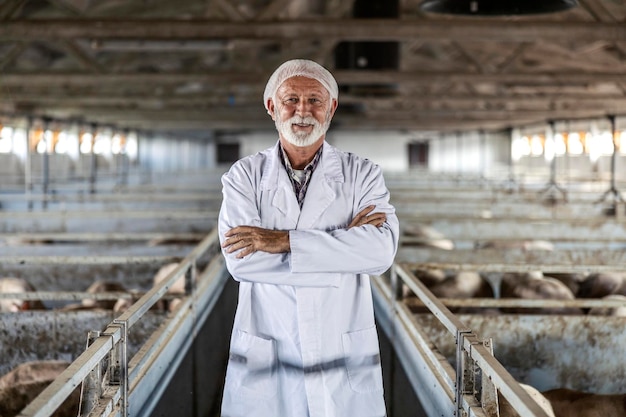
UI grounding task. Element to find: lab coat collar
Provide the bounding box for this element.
[264,140,345,228]
[301,142,345,228]
[319,141,344,184]
[261,140,344,190]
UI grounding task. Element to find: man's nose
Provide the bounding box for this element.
[295,99,312,116]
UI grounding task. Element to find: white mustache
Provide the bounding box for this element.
[288,116,318,126]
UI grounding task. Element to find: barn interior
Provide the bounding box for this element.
[1,0,626,416]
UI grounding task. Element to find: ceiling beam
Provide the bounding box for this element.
[256,0,295,20]
[0,41,28,71]
[25,110,530,132]
[60,40,105,73]
[208,0,248,21]
[6,93,626,110]
[16,106,615,122]
[99,119,514,133]
[4,107,611,133]
[578,0,616,22]
[0,0,27,20]
[2,71,626,86]
[1,19,626,42]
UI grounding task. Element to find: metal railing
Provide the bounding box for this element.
[16,229,226,417]
[374,262,555,417]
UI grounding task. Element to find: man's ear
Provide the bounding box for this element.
[329,98,338,118]
[267,99,276,120]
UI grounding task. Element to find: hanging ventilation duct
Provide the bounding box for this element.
[419,0,578,15]
[334,0,399,98]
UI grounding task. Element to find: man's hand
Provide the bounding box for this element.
[222,226,290,259]
[223,206,385,258]
[348,205,387,229]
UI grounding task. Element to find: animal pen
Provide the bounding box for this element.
[0,170,624,417]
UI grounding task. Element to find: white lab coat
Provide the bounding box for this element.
[218,140,399,417]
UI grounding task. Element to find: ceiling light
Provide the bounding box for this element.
[419,0,578,15]
[90,40,231,51]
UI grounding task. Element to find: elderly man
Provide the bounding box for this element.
[218,59,399,417]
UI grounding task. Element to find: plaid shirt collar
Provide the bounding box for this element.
[279,142,323,208]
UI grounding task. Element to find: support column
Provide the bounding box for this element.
[42,117,51,210]
[89,123,98,194]
[538,120,567,204]
[25,117,33,211]
[595,114,624,216]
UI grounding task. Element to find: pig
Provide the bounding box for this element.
[152,262,185,294]
[60,280,127,311]
[500,272,582,314]
[405,269,497,314]
[428,271,494,299]
[113,263,187,314]
[577,272,626,299]
[402,223,455,250]
[0,277,46,312]
[542,273,588,298]
[428,270,497,314]
[542,388,626,417]
[587,294,626,317]
[0,360,80,417]
[152,262,187,312]
[475,240,554,251]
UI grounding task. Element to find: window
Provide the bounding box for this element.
[217,143,240,164]
[408,142,429,167]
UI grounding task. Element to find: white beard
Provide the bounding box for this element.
[275,112,331,147]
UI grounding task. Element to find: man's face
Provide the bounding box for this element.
[269,76,337,147]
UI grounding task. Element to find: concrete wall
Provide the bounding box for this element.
[0,311,164,376]
[232,129,512,176]
[0,154,24,186]
[429,130,511,177]
[417,314,626,394]
[3,126,625,186]
[235,129,413,173]
[140,135,215,173]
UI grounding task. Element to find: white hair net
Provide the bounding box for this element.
[263,59,339,112]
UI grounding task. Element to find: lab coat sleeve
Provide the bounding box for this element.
[290,162,399,275]
[218,164,339,288]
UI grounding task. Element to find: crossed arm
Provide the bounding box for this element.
[222,204,387,259]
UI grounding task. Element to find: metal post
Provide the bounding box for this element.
[185,261,197,296]
[610,116,617,193]
[104,321,127,417]
[111,319,128,417]
[25,117,33,211]
[480,339,500,417]
[549,122,557,184]
[479,130,486,187]
[121,131,130,187]
[78,330,102,417]
[563,121,570,187]
[42,118,50,210]
[455,329,475,417]
[438,133,444,174]
[140,132,152,185]
[507,127,513,181]
[595,114,624,215]
[456,131,462,184]
[538,120,567,204]
[89,123,98,194]
[503,127,518,193]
